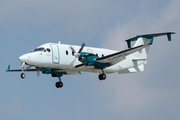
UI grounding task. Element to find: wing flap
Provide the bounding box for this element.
[66,71,81,75]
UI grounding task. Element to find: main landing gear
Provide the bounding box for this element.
[98,69,106,80]
[55,77,63,88]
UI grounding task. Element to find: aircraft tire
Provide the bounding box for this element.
[102,73,106,80]
[55,82,63,88]
[21,73,25,79]
[99,74,106,80]
[99,74,103,80]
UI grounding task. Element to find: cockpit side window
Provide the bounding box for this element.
[47,48,51,52]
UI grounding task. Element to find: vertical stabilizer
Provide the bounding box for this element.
[131,37,151,60]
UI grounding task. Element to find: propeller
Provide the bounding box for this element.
[70,43,85,58]
[36,69,40,77]
[25,65,32,69]
[70,58,77,66]
[70,43,85,65]
[25,65,40,77]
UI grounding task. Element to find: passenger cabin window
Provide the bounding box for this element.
[102,54,104,57]
[66,50,68,55]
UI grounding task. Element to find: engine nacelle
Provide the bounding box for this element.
[78,57,87,64]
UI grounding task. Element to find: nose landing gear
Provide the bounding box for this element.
[21,62,25,79]
[21,73,25,79]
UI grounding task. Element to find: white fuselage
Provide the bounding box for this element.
[19,43,145,74]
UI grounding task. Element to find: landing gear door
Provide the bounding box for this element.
[50,44,60,64]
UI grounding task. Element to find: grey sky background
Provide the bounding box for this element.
[1,0,180,120]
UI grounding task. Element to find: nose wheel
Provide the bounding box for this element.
[21,73,25,79]
[55,77,63,88]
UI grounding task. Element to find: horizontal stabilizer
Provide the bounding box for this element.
[129,64,144,72]
[125,32,175,48]
[118,64,144,74]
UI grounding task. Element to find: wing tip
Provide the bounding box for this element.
[170,32,176,34]
[6,65,10,71]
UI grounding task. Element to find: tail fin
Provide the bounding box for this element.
[125,32,175,61]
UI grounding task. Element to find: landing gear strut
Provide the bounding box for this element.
[98,69,106,80]
[21,62,25,79]
[55,77,63,88]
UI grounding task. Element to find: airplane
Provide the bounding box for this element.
[6,32,175,88]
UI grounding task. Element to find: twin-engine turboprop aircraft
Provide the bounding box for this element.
[6,32,175,88]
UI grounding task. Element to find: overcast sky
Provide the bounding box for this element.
[0,0,180,120]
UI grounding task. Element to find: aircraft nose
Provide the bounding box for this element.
[19,54,28,62]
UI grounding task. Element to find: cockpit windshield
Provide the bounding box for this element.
[33,47,51,52]
[33,47,44,52]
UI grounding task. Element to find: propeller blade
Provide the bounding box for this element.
[70,46,76,53]
[70,58,77,66]
[78,43,85,53]
[70,43,85,59]
[36,67,40,77]
[37,71,40,77]
[25,65,31,69]
[75,64,85,68]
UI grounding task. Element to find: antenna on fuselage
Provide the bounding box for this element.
[58,41,61,44]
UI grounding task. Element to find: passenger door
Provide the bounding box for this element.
[50,44,60,64]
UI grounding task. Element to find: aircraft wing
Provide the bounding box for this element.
[94,44,149,65]
[6,65,39,72]
[6,65,81,75]
[7,69,38,72]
